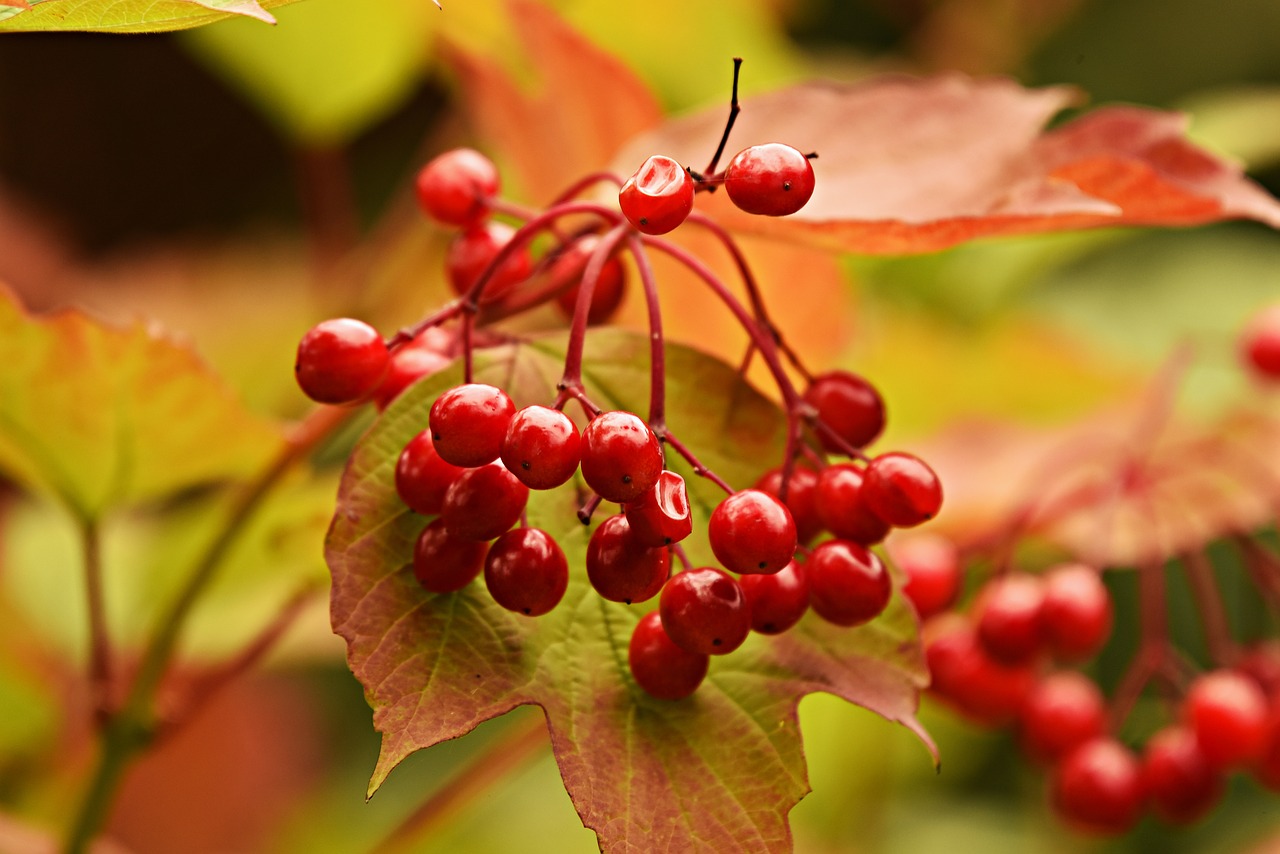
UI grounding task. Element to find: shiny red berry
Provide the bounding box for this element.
[925,617,1035,726]
[374,337,451,411]
[483,528,569,616]
[1051,738,1146,835]
[813,463,890,546]
[708,489,797,575]
[660,568,751,656]
[294,318,390,405]
[1040,563,1113,662]
[753,464,821,544]
[618,155,694,235]
[439,462,529,541]
[414,147,499,227]
[1241,304,1280,380]
[803,370,885,452]
[975,573,1046,666]
[624,470,693,548]
[1238,640,1280,697]
[552,234,628,325]
[806,540,891,627]
[579,411,663,504]
[1184,669,1270,769]
[445,221,533,302]
[724,143,815,217]
[1143,725,1223,824]
[628,611,709,701]
[1020,671,1107,765]
[739,560,810,635]
[412,518,487,593]
[429,383,517,468]
[585,514,670,604]
[863,452,943,527]
[886,533,961,620]
[395,430,465,516]
[500,405,581,490]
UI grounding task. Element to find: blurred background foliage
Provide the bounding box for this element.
[0,0,1278,851]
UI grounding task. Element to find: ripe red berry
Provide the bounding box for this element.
[925,618,1035,726]
[1051,738,1146,835]
[886,533,961,620]
[500,405,581,490]
[294,317,390,405]
[1183,669,1271,769]
[975,573,1046,666]
[618,155,694,235]
[862,452,943,527]
[579,411,664,504]
[624,470,693,548]
[395,430,465,516]
[429,383,517,468]
[412,518,487,593]
[445,221,533,301]
[1238,640,1280,697]
[1020,671,1107,765]
[802,371,885,452]
[707,489,797,575]
[628,611,709,701]
[1254,696,1280,790]
[724,143,815,217]
[739,560,810,635]
[659,568,751,656]
[414,147,499,227]
[813,463,891,546]
[1040,563,1113,662]
[374,337,452,411]
[585,514,670,604]
[1142,725,1223,824]
[806,540,891,627]
[551,234,628,325]
[753,464,821,544]
[1240,304,1280,380]
[483,528,569,616]
[439,462,529,542]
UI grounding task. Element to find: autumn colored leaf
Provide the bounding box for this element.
[0,0,291,33]
[327,330,934,853]
[0,285,282,521]
[611,74,1280,254]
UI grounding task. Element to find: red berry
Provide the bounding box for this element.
[439,462,529,541]
[1051,738,1146,835]
[412,518,487,593]
[753,464,821,544]
[1241,304,1280,380]
[724,143,815,217]
[806,540,891,627]
[414,147,499,227]
[813,463,891,546]
[429,383,517,468]
[1020,671,1107,764]
[886,533,961,620]
[445,221,533,301]
[500,405,581,490]
[628,611,709,700]
[551,234,628,325]
[659,568,751,656]
[739,560,809,635]
[975,573,1046,666]
[579,411,663,504]
[862,452,943,527]
[1184,669,1270,769]
[1254,695,1280,790]
[1040,563,1113,662]
[294,318,390,405]
[374,338,452,411]
[618,155,694,235]
[624,470,693,548]
[395,430,465,516]
[1238,640,1280,697]
[707,489,797,575]
[924,616,1035,726]
[483,528,569,616]
[802,371,885,452]
[1143,725,1223,824]
[585,514,670,604]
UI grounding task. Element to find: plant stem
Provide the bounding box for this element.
[1109,559,1170,730]
[81,519,112,726]
[702,57,743,178]
[1181,550,1237,667]
[624,234,666,428]
[557,223,631,392]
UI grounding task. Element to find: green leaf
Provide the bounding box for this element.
[0,0,298,32]
[0,286,282,521]
[328,330,934,853]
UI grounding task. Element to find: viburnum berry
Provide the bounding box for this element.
[1019,671,1107,765]
[618,155,695,235]
[1240,303,1280,380]
[586,514,670,604]
[862,452,943,527]
[886,533,961,620]
[659,567,751,656]
[813,463,890,546]
[975,573,1046,666]
[294,317,390,405]
[429,383,517,468]
[1183,669,1270,769]
[1051,738,1146,835]
[395,430,465,516]
[483,528,569,616]
[738,560,809,635]
[1040,563,1113,662]
[551,234,628,325]
[753,464,821,544]
[373,332,452,411]
[806,540,891,627]
[707,489,797,575]
[500,405,581,490]
[439,462,529,542]
[445,221,534,302]
[1142,725,1223,825]
[924,616,1035,726]
[724,143,816,217]
[1239,640,1280,697]
[628,611,709,701]
[624,470,693,548]
[412,518,487,594]
[579,410,664,504]
[803,370,886,453]
[414,147,499,227]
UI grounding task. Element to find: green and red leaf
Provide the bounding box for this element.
[0,0,291,33]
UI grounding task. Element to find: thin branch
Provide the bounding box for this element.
[81,519,112,726]
[1181,550,1238,668]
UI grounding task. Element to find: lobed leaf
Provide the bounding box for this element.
[0,0,297,33]
[328,330,933,853]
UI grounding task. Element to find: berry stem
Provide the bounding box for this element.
[81,519,113,727]
[672,543,692,571]
[1109,558,1174,730]
[577,493,603,526]
[703,57,744,179]
[1181,550,1238,666]
[548,171,624,207]
[558,223,631,393]
[660,430,734,495]
[624,234,667,428]
[1236,535,1280,607]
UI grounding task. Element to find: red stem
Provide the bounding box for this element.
[82,519,113,726]
[623,234,667,428]
[1109,559,1172,730]
[1181,550,1237,667]
[558,223,631,392]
